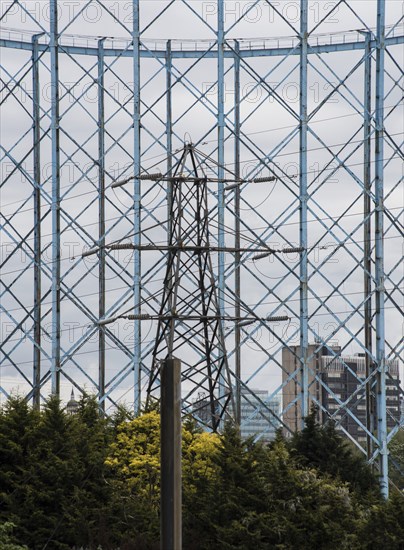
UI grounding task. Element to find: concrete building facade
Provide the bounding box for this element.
[282,345,400,443]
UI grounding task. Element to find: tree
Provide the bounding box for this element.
[0,522,28,550]
[182,427,221,549]
[362,491,404,549]
[1,396,397,549]
[389,429,404,491]
[0,397,40,545]
[259,438,364,549]
[105,410,161,546]
[200,423,269,550]
[62,395,115,548]
[107,410,161,505]
[0,395,126,548]
[194,424,364,550]
[289,406,379,499]
[16,396,81,548]
[106,410,222,549]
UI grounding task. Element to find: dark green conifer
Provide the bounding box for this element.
[289,405,379,498]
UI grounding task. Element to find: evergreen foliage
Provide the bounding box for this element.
[289,406,379,498]
[0,522,28,550]
[361,491,404,549]
[389,429,404,491]
[0,396,402,549]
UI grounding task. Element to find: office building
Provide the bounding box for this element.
[282,345,400,442]
[191,389,280,442]
[240,389,280,442]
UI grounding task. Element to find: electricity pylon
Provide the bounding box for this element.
[146,143,234,431]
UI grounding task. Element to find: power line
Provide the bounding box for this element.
[1,189,402,251]
[1,279,402,346]
[1,299,402,373]
[1,129,402,215]
[0,231,403,281]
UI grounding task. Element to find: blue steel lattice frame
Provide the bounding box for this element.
[0,1,403,497]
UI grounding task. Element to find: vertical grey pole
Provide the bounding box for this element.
[32,34,42,409]
[363,32,373,461]
[161,357,182,550]
[299,0,309,426]
[375,0,388,499]
[98,39,106,413]
[234,41,241,426]
[50,0,61,396]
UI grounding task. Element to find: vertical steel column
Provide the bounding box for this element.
[234,41,241,425]
[375,0,388,498]
[166,40,173,179]
[166,41,174,318]
[217,0,226,407]
[133,0,142,415]
[363,32,374,461]
[299,0,309,426]
[50,0,60,396]
[166,41,173,237]
[160,357,182,550]
[98,39,106,413]
[32,34,42,409]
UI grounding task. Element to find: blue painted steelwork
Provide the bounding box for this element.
[362,31,374,461]
[234,39,241,425]
[299,0,309,426]
[32,33,42,410]
[132,0,142,416]
[166,40,173,179]
[2,36,403,59]
[375,0,388,499]
[50,0,60,395]
[0,1,403,497]
[217,0,226,411]
[98,38,106,413]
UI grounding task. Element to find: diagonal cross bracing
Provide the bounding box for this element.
[0,0,402,496]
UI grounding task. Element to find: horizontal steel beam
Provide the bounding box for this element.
[1,35,403,58]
